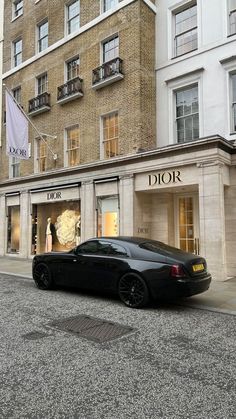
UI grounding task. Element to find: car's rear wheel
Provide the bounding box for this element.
[33,263,53,290]
[118,273,149,308]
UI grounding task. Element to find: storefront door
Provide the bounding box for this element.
[176,195,200,254]
[97,197,119,237]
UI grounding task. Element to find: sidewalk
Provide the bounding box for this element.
[0,256,236,315]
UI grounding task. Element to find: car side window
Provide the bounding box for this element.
[96,240,110,255]
[108,243,128,257]
[76,241,98,255]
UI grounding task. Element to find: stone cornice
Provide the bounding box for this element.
[0,136,234,192]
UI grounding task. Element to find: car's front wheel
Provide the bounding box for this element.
[33,263,53,290]
[118,273,149,308]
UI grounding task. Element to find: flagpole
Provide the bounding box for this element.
[4,84,57,160]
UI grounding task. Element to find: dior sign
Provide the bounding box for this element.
[47,191,62,200]
[148,170,182,186]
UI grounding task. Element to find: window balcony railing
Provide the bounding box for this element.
[57,77,83,104]
[92,58,124,90]
[28,92,51,116]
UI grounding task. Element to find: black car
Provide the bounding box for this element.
[32,237,211,308]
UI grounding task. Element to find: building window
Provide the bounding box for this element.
[231,73,236,132]
[13,0,23,18]
[38,20,48,52]
[229,0,236,35]
[10,157,20,178]
[12,86,21,104]
[103,36,119,62]
[174,3,197,57]
[37,73,48,95]
[67,0,80,34]
[102,112,119,158]
[67,57,80,81]
[13,39,22,67]
[176,85,199,143]
[66,126,80,166]
[38,140,47,172]
[103,0,118,12]
[97,196,119,237]
[7,206,20,253]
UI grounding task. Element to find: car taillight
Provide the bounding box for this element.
[171,264,186,278]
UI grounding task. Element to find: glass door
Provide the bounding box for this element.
[176,195,199,254]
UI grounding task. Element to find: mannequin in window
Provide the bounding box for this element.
[45,217,55,252]
[75,215,81,246]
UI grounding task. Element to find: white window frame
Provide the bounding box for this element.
[9,157,20,179]
[66,0,80,35]
[167,0,199,60]
[36,73,48,95]
[65,56,80,82]
[101,34,119,64]
[100,110,119,159]
[167,70,203,144]
[64,125,80,167]
[229,71,236,133]
[12,38,22,67]
[175,84,199,143]
[35,138,47,173]
[12,0,23,20]
[37,19,48,53]
[12,86,21,104]
[102,0,118,13]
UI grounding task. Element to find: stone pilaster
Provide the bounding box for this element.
[19,190,29,258]
[81,180,95,241]
[119,175,134,236]
[197,160,228,281]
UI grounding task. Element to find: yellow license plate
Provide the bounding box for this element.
[192,263,204,272]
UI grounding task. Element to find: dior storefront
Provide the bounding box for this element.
[0,137,236,282]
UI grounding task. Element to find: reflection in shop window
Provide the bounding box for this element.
[7,206,20,253]
[97,196,119,237]
[66,126,80,166]
[31,201,81,254]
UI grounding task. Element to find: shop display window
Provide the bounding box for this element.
[7,206,20,253]
[97,196,119,237]
[31,200,81,254]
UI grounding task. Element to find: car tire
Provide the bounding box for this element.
[33,263,53,290]
[118,273,149,308]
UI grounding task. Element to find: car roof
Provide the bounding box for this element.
[92,236,147,245]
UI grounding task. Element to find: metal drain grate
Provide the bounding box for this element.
[48,315,135,343]
[22,331,49,340]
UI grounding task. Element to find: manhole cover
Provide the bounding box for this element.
[48,315,135,343]
[22,331,49,340]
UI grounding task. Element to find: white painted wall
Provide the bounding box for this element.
[156,0,236,147]
[0,0,4,147]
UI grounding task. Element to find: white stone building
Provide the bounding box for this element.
[0,0,4,148]
[153,0,236,281]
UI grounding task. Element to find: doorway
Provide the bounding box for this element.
[175,195,200,254]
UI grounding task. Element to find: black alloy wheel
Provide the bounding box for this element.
[118,273,149,308]
[33,263,53,290]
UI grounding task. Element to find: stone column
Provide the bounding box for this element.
[20,190,29,258]
[0,194,6,256]
[198,161,228,281]
[119,175,134,236]
[81,180,95,241]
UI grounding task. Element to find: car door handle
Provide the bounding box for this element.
[73,259,77,262]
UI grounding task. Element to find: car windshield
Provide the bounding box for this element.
[139,241,186,256]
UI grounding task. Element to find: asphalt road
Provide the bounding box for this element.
[0,274,235,419]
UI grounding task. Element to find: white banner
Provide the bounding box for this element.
[6,91,29,159]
